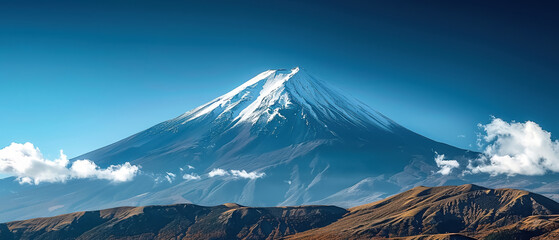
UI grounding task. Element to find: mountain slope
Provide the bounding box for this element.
[71,67,475,202]
[78,67,438,172]
[288,184,559,239]
[0,67,477,222]
[1,203,347,240]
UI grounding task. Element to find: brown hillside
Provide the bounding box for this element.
[3,184,559,240]
[2,203,347,240]
[473,214,559,240]
[288,184,559,239]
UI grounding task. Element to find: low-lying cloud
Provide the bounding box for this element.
[165,172,176,183]
[468,118,559,176]
[230,169,265,179]
[467,118,559,176]
[208,168,229,177]
[433,118,559,177]
[0,142,140,184]
[208,168,265,179]
[434,153,460,175]
[182,173,201,181]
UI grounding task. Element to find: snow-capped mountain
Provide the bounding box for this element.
[0,67,478,222]
[179,67,394,131]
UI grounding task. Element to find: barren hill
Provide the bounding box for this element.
[0,203,346,240]
[288,184,559,239]
[3,184,559,240]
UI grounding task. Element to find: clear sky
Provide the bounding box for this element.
[1,0,558,159]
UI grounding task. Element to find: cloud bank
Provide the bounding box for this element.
[0,142,140,184]
[208,168,265,179]
[468,118,559,176]
[434,153,460,175]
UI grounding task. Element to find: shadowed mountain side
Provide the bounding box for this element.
[472,215,559,240]
[1,203,347,240]
[395,234,477,240]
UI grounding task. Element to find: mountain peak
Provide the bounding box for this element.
[274,66,300,73]
[178,67,395,131]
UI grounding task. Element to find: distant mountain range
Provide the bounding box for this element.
[3,184,559,240]
[1,67,558,222]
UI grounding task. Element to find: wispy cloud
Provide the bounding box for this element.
[434,153,460,175]
[467,118,559,176]
[165,172,176,183]
[208,168,265,179]
[180,165,195,172]
[48,205,64,212]
[0,142,140,184]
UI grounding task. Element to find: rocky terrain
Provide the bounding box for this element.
[289,184,559,239]
[0,203,346,240]
[3,184,559,239]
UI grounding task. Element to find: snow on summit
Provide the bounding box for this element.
[179,67,395,131]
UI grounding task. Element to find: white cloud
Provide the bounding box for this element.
[165,172,176,183]
[0,142,140,184]
[207,168,265,179]
[182,173,201,181]
[208,168,229,177]
[468,118,559,176]
[70,160,138,182]
[179,165,195,172]
[230,169,265,179]
[434,153,460,175]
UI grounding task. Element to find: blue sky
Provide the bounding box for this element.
[1,0,558,159]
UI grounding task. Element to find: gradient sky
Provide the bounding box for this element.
[1,0,558,159]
